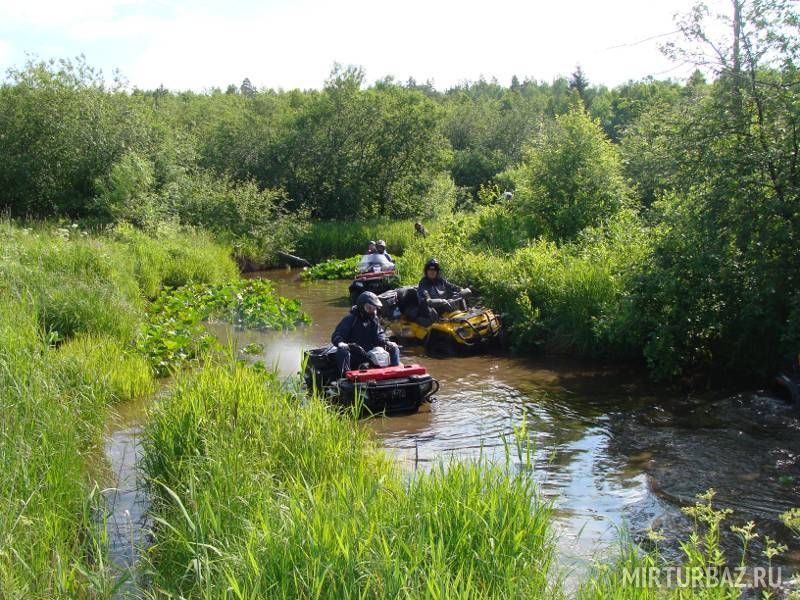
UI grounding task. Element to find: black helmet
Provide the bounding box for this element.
[356,291,382,309]
[424,257,440,273]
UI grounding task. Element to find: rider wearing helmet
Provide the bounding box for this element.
[417,258,471,321]
[374,240,393,262]
[367,240,377,254]
[332,291,400,373]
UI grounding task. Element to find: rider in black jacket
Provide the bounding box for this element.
[332,291,400,373]
[416,258,471,321]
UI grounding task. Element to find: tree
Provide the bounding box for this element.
[504,103,630,241]
[569,65,590,107]
[240,77,256,96]
[630,0,800,379]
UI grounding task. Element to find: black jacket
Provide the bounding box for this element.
[417,276,462,304]
[331,308,388,349]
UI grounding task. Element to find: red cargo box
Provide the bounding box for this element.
[355,270,396,280]
[345,364,427,382]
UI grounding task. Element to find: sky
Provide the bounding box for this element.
[0,0,723,91]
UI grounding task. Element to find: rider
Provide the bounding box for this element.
[416,257,471,321]
[375,240,393,262]
[332,291,400,373]
[367,240,377,254]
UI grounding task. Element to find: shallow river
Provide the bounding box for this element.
[106,269,800,588]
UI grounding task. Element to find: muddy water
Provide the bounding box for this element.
[214,270,800,576]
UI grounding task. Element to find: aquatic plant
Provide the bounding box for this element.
[136,279,310,375]
[578,490,790,599]
[300,254,362,280]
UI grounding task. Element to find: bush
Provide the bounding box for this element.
[504,103,631,242]
[93,151,160,227]
[162,171,308,265]
[399,208,651,359]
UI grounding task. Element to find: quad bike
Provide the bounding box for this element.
[377,286,502,354]
[348,254,400,304]
[302,345,438,415]
[771,353,800,406]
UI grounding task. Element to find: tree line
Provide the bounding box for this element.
[0,0,798,381]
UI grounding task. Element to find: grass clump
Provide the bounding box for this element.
[296,219,433,263]
[142,364,558,598]
[56,334,156,402]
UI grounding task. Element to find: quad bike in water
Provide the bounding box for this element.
[771,353,800,406]
[348,254,400,304]
[377,286,502,355]
[302,345,439,415]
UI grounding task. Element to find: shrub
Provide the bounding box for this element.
[162,171,308,265]
[504,103,631,242]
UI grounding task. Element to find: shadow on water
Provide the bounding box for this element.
[108,268,800,589]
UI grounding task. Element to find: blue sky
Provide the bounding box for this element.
[0,0,719,91]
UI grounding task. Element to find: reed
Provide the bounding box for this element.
[142,364,560,598]
[295,219,436,263]
[0,221,241,597]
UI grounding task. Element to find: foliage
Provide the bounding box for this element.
[399,208,651,358]
[278,67,452,219]
[142,364,558,598]
[300,254,362,280]
[295,218,429,262]
[136,279,310,375]
[503,103,631,242]
[161,171,308,264]
[620,0,800,380]
[578,490,789,599]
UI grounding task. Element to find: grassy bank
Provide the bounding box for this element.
[142,364,559,598]
[396,207,649,360]
[0,221,300,597]
[295,219,435,263]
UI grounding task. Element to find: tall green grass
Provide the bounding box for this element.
[143,364,559,598]
[295,219,437,263]
[0,221,241,597]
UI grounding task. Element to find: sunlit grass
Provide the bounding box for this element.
[296,219,437,263]
[0,221,240,597]
[142,364,560,598]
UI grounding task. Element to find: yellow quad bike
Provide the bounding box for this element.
[378,286,502,354]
